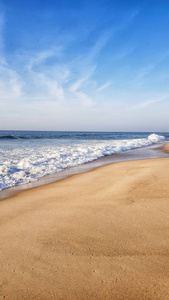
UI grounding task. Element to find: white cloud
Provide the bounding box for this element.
[26,47,63,71]
[97,81,112,91]
[3,5,169,131]
[132,95,169,110]
[134,52,169,83]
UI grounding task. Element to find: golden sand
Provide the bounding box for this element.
[0,156,169,299]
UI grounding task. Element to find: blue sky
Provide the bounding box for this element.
[0,0,169,131]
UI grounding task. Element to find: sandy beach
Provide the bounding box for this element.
[0,151,169,299]
[1,0,169,297]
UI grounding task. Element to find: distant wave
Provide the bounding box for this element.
[0,135,18,140]
[0,131,168,141]
[0,135,30,140]
[0,133,92,140]
[0,133,113,140]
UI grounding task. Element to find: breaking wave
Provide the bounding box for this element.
[0,133,166,190]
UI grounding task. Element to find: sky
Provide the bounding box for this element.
[0,0,169,131]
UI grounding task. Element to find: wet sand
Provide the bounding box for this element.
[160,143,169,153]
[0,151,169,299]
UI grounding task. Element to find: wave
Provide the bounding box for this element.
[0,132,123,140]
[0,135,29,140]
[0,131,167,141]
[0,135,18,139]
[0,133,166,191]
[0,133,97,140]
[0,134,38,140]
[147,133,165,143]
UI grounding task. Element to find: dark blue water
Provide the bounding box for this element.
[0,130,169,141]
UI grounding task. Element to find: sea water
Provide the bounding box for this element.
[0,131,167,190]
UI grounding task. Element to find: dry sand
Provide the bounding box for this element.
[0,155,169,299]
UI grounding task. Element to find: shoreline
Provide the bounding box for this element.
[0,155,169,299]
[158,143,169,153]
[0,142,169,201]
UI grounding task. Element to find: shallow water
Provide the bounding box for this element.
[0,131,167,191]
[0,142,168,200]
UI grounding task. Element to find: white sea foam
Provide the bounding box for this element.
[0,133,165,190]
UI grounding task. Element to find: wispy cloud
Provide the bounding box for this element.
[0,3,140,108]
[134,52,169,83]
[87,32,112,62]
[2,2,169,131]
[26,47,63,72]
[97,81,112,91]
[132,94,169,110]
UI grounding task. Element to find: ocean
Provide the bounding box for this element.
[0,130,168,191]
